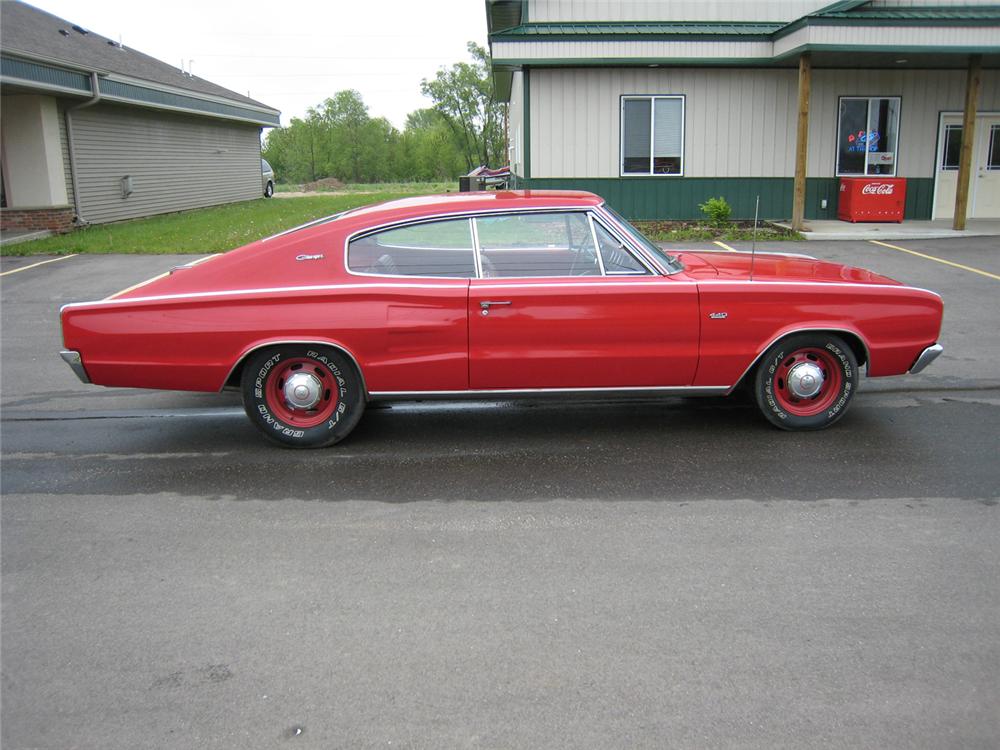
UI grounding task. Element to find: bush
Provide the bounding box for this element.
[698,196,732,227]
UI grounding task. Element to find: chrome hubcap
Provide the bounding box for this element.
[283,371,322,409]
[787,361,824,398]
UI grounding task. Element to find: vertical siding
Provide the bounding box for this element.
[529,0,828,22]
[531,68,799,178]
[71,103,262,225]
[529,68,999,181]
[808,69,1000,178]
[56,99,75,210]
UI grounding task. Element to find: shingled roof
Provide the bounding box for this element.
[0,0,275,112]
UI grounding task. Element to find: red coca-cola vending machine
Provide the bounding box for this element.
[837,178,907,223]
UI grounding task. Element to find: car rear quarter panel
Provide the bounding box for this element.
[61,282,471,393]
[693,282,943,385]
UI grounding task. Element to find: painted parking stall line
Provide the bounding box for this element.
[869,240,1000,282]
[713,240,738,253]
[0,254,77,277]
[105,253,221,300]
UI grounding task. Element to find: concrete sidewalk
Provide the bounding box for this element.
[772,218,1000,241]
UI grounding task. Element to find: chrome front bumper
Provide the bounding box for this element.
[909,344,943,375]
[60,350,91,384]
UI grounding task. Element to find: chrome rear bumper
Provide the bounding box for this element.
[909,344,943,375]
[60,350,91,384]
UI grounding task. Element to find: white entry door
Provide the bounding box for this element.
[934,114,1000,219]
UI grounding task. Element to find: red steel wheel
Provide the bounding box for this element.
[241,345,366,448]
[770,347,843,417]
[753,333,858,431]
[265,357,338,428]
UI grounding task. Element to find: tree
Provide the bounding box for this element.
[261,44,507,186]
[421,42,506,171]
[399,108,467,181]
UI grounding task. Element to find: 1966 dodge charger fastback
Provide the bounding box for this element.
[60,191,943,447]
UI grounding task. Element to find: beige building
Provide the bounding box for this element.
[1,1,280,233]
[486,0,1000,223]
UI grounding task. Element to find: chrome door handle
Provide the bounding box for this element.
[479,300,511,316]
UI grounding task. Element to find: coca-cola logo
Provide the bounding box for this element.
[861,183,895,195]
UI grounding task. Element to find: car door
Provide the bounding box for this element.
[468,211,699,390]
[345,216,474,392]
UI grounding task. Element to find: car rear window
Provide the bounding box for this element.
[348,218,476,278]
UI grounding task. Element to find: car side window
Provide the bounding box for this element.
[474,212,600,278]
[593,219,650,275]
[348,218,476,278]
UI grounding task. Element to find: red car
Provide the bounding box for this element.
[60,191,943,448]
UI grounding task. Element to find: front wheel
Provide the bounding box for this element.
[753,333,858,431]
[241,345,365,447]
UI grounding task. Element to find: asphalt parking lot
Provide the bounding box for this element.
[2,237,999,748]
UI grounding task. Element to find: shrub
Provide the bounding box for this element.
[698,196,732,228]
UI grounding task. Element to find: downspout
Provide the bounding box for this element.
[65,72,101,225]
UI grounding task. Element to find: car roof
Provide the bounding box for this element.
[340,190,603,226]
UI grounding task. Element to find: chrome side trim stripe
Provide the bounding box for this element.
[62,280,941,312]
[59,282,469,311]
[368,385,731,402]
[908,343,943,374]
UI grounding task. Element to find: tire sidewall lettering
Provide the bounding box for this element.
[242,345,363,447]
[755,335,858,430]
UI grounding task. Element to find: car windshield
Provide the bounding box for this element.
[599,205,684,274]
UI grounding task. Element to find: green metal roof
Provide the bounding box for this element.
[491,6,1000,44]
[492,21,785,41]
[813,5,1000,21]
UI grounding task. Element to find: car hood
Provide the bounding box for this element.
[676,250,903,286]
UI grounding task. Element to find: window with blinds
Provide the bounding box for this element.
[621,96,684,176]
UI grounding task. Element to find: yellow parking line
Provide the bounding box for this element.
[713,240,738,253]
[104,254,221,300]
[105,271,171,300]
[0,254,77,277]
[869,240,1000,281]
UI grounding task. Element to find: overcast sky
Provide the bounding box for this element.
[25,0,490,129]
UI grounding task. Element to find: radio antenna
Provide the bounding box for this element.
[750,194,760,282]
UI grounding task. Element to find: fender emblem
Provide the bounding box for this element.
[296,253,324,261]
[709,312,728,319]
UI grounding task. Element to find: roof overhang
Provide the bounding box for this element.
[1,51,281,127]
[488,6,1000,100]
[485,0,524,102]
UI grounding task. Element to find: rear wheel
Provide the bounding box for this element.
[241,345,365,447]
[264,181,274,198]
[753,333,858,431]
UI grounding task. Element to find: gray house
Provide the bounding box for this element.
[487,0,1000,227]
[0,0,280,232]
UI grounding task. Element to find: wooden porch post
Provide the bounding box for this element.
[791,53,812,232]
[953,54,982,231]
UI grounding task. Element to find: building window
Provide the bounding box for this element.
[941,125,963,171]
[836,97,900,177]
[989,125,1000,170]
[621,96,684,176]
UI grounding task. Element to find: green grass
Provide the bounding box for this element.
[1,193,426,256]
[276,181,456,194]
[633,220,802,243]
